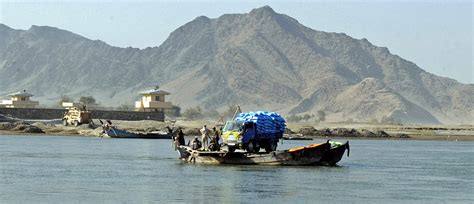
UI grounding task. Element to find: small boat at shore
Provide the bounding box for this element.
[99,119,171,139]
[176,140,349,166]
[104,127,171,139]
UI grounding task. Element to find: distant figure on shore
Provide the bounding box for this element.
[191,136,202,150]
[200,125,210,150]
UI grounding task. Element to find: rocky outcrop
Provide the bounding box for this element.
[295,127,409,138]
[1,121,45,133]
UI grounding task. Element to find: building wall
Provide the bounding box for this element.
[12,96,30,101]
[142,101,172,109]
[142,95,165,102]
[0,108,165,121]
[1,99,39,108]
[157,95,165,102]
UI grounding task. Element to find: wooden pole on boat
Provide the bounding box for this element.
[232,105,242,119]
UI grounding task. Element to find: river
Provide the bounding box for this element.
[0,135,472,203]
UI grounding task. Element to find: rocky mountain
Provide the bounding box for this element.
[0,6,472,124]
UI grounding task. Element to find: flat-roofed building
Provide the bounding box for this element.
[135,86,172,112]
[0,90,39,108]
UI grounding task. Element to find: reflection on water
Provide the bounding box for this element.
[0,135,472,202]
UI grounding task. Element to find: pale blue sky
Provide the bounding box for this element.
[1,0,472,84]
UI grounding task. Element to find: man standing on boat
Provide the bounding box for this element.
[177,128,185,146]
[200,125,210,150]
[207,126,220,151]
[212,127,220,146]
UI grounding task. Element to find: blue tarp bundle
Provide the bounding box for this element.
[235,111,286,134]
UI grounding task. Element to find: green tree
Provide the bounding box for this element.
[169,105,182,117]
[182,106,203,120]
[79,96,97,106]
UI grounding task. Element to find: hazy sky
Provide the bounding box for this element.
[1,0,472,84]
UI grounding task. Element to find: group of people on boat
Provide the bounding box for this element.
[171,125,221,151]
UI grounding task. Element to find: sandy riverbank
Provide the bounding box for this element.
[1,119,474,141]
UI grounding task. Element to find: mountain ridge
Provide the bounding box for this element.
[0,6,472,124]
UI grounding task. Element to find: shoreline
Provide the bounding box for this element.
[1,120,474,141]
[1,131,473,141]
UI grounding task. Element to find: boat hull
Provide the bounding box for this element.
[105,128,171,139]
[177,142,332,166]
[320,141,350,166]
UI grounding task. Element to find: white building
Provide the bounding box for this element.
[0,90,39,108]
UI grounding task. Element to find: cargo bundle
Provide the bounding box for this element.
[235,111,286,134]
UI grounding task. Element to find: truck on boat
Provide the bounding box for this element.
[173,107,350,166]
[222,111,286,153]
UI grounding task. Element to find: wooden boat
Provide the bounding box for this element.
[104,127,171,139]
[176,141,333,166]
[319,141,350,166]
[99,119,171,139]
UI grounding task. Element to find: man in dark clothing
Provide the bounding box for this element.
[212,127,220,145]
[177,129,185,146]
[191,136,202,150]
[207,127,221,151]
